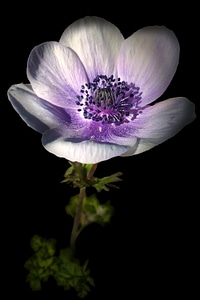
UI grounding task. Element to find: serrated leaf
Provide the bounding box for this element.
[93,172,123,192]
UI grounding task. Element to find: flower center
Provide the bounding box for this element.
[76,75,142,125]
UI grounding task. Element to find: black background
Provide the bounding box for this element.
[2,3,199,299]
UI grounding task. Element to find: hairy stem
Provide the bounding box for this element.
[70,186,86,253]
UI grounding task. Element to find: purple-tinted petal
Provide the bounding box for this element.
[81,121,138,146]
[116,26,180,106]
[42,127,130,164]
[64,108,138,147]
[27,42,88,108]
[122,97,196,156]
[59,16,124,81]
[134,97,196,138]
[7,83,70,133]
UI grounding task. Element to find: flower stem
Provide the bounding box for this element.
[87,163,98,180]
[69,163,98,253]
[70,186,86,253]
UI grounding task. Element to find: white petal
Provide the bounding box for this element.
[27,42,88,108]
[7,83,69,133]
[134,97,196,139]
[59,16,124,80]
[121,138,166,156]
[117,26,180,105]
[42,128,130,164]
[122,97,196,156]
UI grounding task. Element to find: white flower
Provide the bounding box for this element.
[7,16,196,163]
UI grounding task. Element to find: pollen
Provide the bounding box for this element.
[76,75,143,125]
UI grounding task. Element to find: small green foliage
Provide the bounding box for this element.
[55,248,95,298]
[24,235,94,298]
[30,234,56,255]
[24,235,57,291]
[25,162,122,297]
[61,162,94,188]
[66,193,114,227]
[62,162,123,192]
[92,172,123,192]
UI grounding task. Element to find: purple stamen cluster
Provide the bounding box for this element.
[76,75,142,125]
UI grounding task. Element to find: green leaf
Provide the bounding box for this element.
[61,162,91,188]
[65,194,79,218]
[24,235,57,292]
[62,162,122,191]
[93,172,123,192]
[53,247,95,298]
[30,234,43,251]
[66,193,114,228]
[64,165,74,176]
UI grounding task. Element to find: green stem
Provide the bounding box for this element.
[87,163,98,180]
[69,163,98,253]
[70,186,86,253]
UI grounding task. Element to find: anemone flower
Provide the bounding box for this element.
[7,16,196,164]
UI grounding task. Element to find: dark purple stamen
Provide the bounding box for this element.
[76,75,142,125]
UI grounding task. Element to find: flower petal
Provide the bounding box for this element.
[27,42,88,108]
[83,121,138,146]
[117,26,180,105]
[122,97,196,156]
[56,109,138,147]
[7,83,70,133]
[59,16,124,81]
[42,127,130,164]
